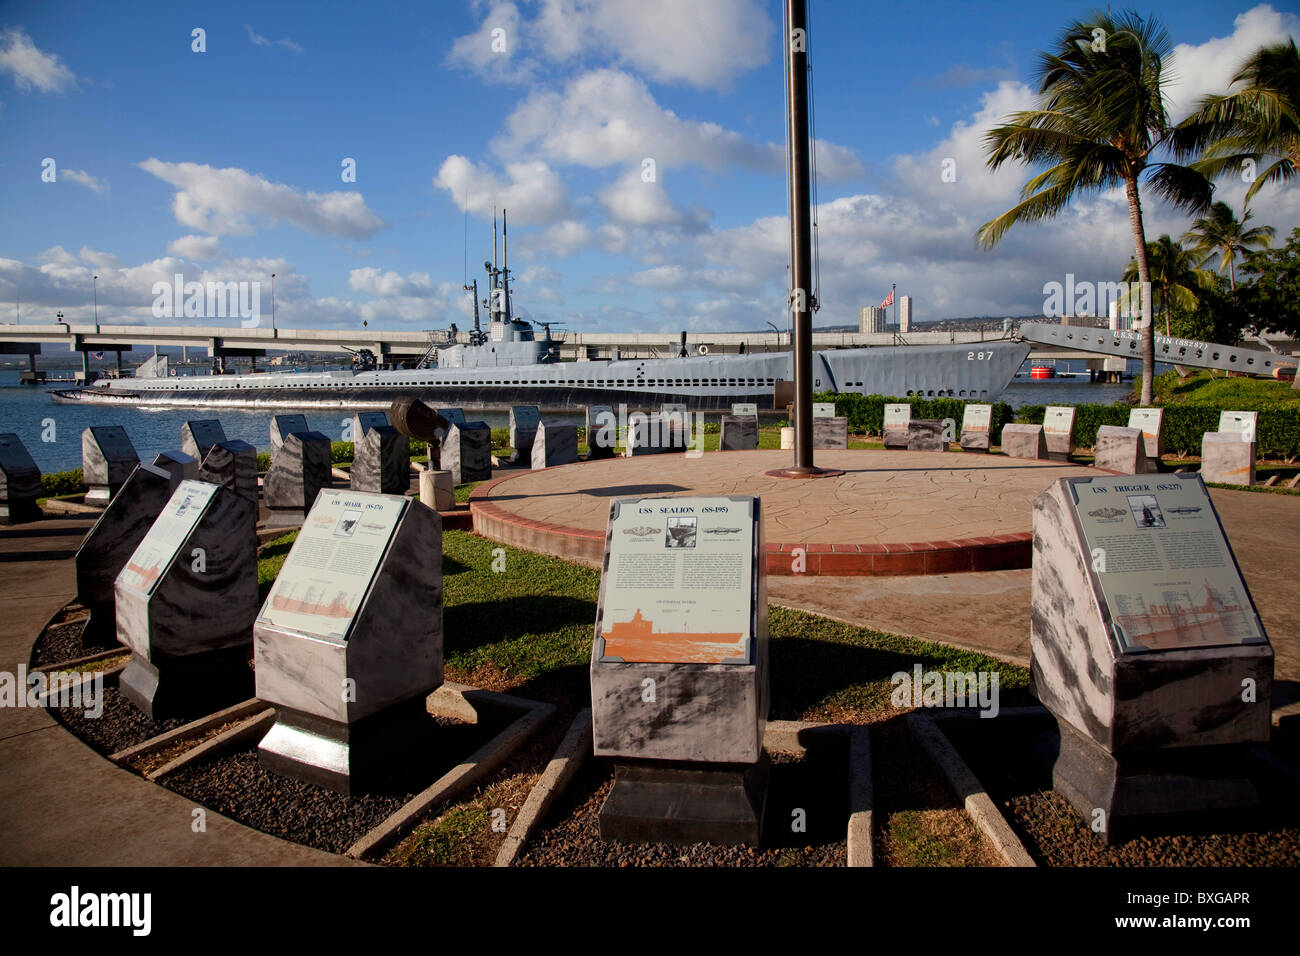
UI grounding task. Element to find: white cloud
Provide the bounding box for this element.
[449,0,774,90]
[348,267,437,298]
[0,28,75,93]
[597,168,707,229]
[138,159,386,238]
[433,155,570,225]
[62,169,108,194]
[166,235,225,260]
[495,69,863,180]
[244,24,303,55]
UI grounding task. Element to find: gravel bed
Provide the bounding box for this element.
[54,685,189,756]
[944,713,1300,866]
[519,748,848,867]
[160,714,505,855]
[30,618,120,668]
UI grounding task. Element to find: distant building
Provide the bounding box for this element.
[899,296,912,333]
[1062,314,1107,328]
[1108,300,1135,331]
[859,306,889,333]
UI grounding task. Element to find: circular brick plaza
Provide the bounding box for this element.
[469,449,1104,576]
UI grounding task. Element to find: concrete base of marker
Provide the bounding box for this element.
[1042,715,1260,845]
[720,416,759,451]
[258,694,438,796]
[908,419,947,452]
[598,756,769,846]
[419,469,455,510]
[1201,434,1256,487]
[1093,425,1144,474]
[0,499,41,525]
[83,485,117,507]
[959,431,989,453]
[1000,424,1048,460]
[883,427,910,450]
[812,417,848,450]
[119,645,253,722]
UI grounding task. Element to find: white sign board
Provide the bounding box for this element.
[961,404,992,432]
[118,480,218,595]
[884,404,911,428]
[1043,406,1076,436]
[1217,411,1257,440]
[731,403,758,418]
[812,403,837,419]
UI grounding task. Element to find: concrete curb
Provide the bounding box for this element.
[494,707,593,867]
[108,698,268,765]
[905,711,1035,867]
[346,686,555,861]
[847,726,874,867]
[147,708,276,782]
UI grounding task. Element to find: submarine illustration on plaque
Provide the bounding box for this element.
[600,609,747,665]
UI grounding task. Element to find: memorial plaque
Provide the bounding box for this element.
[719,415,759,451]
[264,431,332,528]
[442,421,492,483]
[1127,407,1164,472]
[180,420,226,462]
[270,414,311,453]
[1094,425,1144,475]
[883,403,911,449]
[1043,406,1076,461]
[75,462,172,646]
[151,450,198,491]
[531,421,578,469]
[1217,411,1258,440]
[198,440,259,503]
[436,407,467,426]
[351,422,410,495]
[353,412,390,439]
[509,405,541,464]
[255,490,444,794]
[1000,423,1047,460]
[626,414,688,456]
[812,402,837,419]
[959,404,992,453]
[812,416,849,449]
[731,403,758,418]
[586,405,618,459]
[591,495,768,844]
[82,426,139,505]
[0,433,42,525]
[1030,473,1272,839]
[116,480,259,719]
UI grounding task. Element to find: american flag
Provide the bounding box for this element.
[879,291,894,309]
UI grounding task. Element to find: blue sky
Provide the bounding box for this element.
[2,0,1297,335]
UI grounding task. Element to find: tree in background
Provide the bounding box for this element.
[1120,235,1216,336]
[1236,227,1300,338]
[976,11,1211,404]
[1183,201,1274,289]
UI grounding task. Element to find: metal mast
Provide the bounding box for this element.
[785,0,817,474]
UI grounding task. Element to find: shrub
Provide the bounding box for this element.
[813,392,1017,444]
[41,468,87,497]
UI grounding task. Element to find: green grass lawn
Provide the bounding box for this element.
[1149,369,1300,406]
[255,527,1031,722]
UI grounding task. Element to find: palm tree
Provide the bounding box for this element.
[976,11,1211,404]
[1182,201,1274,289]
[1173,39,1299,208]
[1120,235,1216,335]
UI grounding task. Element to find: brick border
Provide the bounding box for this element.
[469,461,1034,576]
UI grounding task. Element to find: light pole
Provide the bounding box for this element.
[271,273,276,332]
[766,320,781,352]
[93,275,98,323]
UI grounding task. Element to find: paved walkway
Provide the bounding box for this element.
[0,515,355,866]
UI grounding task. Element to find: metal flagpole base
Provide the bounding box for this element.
[764,467,844,479]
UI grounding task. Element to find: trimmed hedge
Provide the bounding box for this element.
[41,467,87,497]
[1014,402,1300,459]
[813,392,1017,444]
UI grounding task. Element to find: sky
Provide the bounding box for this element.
[1,0,1297,336]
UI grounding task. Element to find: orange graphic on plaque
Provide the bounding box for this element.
[124,561,163,590]
[601,609,746,664]
[270,591,356,620]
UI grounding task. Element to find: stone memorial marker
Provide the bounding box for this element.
[509,405,541,465]
[180,420,226,462]
[719,415,759,451]
[1000,423,1048,460]
[586,405,618,460]
[151,450,198,491]
[255,490,443,794]
[198,440,259,503]
[1217,410,1258,440]
[883,403,911,449]
[436,408,467,427]
[626,414,688,456]
[812,415,848,449]
[959,404,992,453]
[442,421,492,483]
[731,403,759,418]
[1031,473,1272,841]
[1094,425,1144,474]
[1043,406,1076,462]
[0,433,41,525]
[1201,412,1259,487]
[591,495,768,844]
[75,462,172,647]
[264,431,332,528]
[532,420,578,469]
[270,414,311,454]
[82,426,139,505]
[812,402,837,419]
[116,480,259,719]
[1127,408,1164,473]
[351,413,410,495]
[908,419,947,452]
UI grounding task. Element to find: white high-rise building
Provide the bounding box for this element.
[898,296,912,333]
[859,306,889,333]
